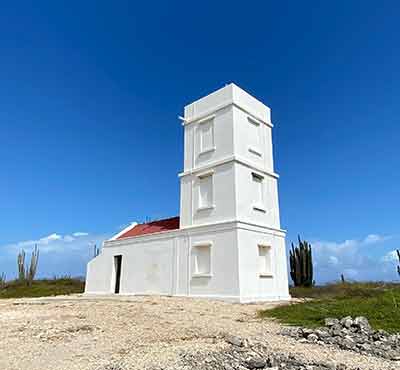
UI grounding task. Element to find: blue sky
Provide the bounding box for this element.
[0,1,399,283]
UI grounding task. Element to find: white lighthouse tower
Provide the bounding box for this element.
[178,83,290,301]
[85,83,290,302]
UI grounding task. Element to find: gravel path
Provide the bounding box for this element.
[0,295,396,370]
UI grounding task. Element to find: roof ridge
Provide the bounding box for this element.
[116,216,180,240]
[139,216,179,226]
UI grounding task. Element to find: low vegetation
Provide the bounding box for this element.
[259,282,400,333]
[0,245,84,299]
[0,277,85,299]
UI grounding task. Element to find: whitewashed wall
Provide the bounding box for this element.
[86,221,289,302]
[180,161,237,228]
[237,226,290,302]
[234,163,281,229]
[86,223,242,300]
[232,105,274,172]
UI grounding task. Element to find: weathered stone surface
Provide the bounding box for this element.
[307,334,319,343]
[177,342,354,370]
[340,316,353,329]
[354,316,372,334]
[225,334,245,347]
[325,318,339,327]
[245,358,267,369]
[280,316,400,361]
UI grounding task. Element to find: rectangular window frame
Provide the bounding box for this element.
[198,116,216,156]
[197,171,215,212]
[191,242,213,278]
[257,244,273,278]
[247,116,262,158]
[251,172,266,213]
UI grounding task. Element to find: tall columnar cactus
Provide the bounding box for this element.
[27,245,39,286]
[397,249,400,277]
[289,236,314,287]
[0,272,6,288]
[17,249,26,281]
[17,245,39,285]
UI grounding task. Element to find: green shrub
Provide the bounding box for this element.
[0,277,84,299]
[259,282,400,333]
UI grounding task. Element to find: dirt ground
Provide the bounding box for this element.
[0,295,395,370]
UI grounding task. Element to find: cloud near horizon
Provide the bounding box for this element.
[0,231,111,280]
[1,230,399,284]
[306,233,399,283]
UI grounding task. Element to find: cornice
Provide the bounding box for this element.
[178,155,279,179]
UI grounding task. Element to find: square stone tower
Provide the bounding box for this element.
[179,83,290,301]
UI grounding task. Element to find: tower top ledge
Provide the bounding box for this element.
[183,83,271,125]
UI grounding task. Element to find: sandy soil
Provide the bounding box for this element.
[0,295,396,370]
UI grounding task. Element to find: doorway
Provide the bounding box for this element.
[114,255,122,294]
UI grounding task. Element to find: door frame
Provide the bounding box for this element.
[113,255,122,294]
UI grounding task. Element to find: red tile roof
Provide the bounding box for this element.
[116,216,180,239]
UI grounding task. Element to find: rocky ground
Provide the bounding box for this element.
[0,295,397,370]
[281,316,400,361]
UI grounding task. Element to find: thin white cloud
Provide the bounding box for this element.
[73,232,89,237]
[4,232,93,253]
[40,233,62,244]
[0,231,111,279]
[328,256,339,265]
[381,250,399,263]
[296,233,398,283]
[363,234,391,245]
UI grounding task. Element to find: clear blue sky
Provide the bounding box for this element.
[1,1,399,282]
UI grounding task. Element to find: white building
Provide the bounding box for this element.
[85,84,290,302]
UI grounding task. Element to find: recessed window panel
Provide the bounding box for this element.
[200,119,214,153]
[199,174,213,208]
[248,117,262,156]
[258,245,272,275]
[192,244,211,275]
[252,172,264,209]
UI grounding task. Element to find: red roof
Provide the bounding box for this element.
[116,216,180,239]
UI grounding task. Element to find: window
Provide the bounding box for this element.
[198,173,213,209]
[248,116,262,157]
[199,118,214,154]
[252,172,265,212]
[258,245,272,276]
[192,243,211,276]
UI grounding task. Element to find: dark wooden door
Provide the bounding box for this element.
[114,255,122,294]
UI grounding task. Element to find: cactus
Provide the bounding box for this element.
[17,245,39,285]
[17,249,26,282]
[289,236,314,287]
[26,245,39,286]
[0,272,6,288]
[397,249,400,277]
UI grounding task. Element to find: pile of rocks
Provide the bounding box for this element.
[281,316,400,361]
[175,336,352,370]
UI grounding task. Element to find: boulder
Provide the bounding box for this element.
[339,316,353,329]
[324,318,339,327]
